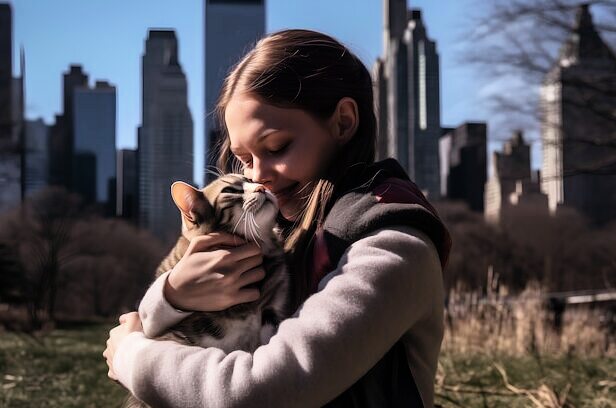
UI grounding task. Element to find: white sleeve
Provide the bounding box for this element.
[113,226,443,408]
[138,270,192,338]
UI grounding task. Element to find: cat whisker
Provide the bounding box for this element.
[247,212,260,247]
[248,212,263,245]
[232,209,247,237]
[204,165,225,180]
[243,210,249,242]
[231,159,244,175]
[243,210,258,246]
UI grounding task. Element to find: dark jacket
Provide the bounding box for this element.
[310,158,451,407]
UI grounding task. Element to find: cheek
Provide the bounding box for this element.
[299,142,335,177]
[287,140,333,179]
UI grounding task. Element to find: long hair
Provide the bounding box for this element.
[214,29,377,307]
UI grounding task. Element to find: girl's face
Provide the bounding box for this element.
[225,93,338,221]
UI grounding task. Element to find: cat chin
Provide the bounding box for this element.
[253,204,279,231]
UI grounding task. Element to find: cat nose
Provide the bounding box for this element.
[254,185,266,193]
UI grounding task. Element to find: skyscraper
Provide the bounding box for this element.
[0,4,24,212]
[374,1,441,198]
[49,65,88,189]
[73,80,117,208]
[139,30,193,242]
[0,3,11,141]
[117,148,138,222]
[439,122,487,212]
[24,118,50,196]
[204,0,265,183]
[540,4,616,225]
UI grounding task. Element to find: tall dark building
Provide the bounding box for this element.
[72,152,97,204]
[540,4,616,224]
[48,114,66,186]
[439,123,487,212]
[49,65,89,189]
[0,3,11,140]
[73,80,116,209]
[117,148,138,222]
[24,118,50,196]
[204,0,265,183]
[139,30,193,241]
[373,2,441,198]
[47,65,117,214]
[0,5,24,212]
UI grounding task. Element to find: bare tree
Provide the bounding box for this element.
[436,200,616,293]
[464,0,616,176]
[0,187,168,330]
[12,187,83,329]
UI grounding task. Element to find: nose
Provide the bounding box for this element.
[250,157,272,186]
[254,185,266,193]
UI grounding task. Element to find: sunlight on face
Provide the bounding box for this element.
[225,92,337,221]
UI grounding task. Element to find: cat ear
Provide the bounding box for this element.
[171,181,213,224]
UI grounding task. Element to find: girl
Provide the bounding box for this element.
[104,29,450,407]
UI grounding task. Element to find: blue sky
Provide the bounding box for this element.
[9,0,502,185]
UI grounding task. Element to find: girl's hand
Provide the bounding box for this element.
[103,312,143,381]
[164,232,265,312]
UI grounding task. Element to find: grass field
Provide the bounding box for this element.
[0,323,614,407]
[436,352,615,407]
[0,324,126,408]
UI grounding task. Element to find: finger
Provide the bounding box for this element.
[127,317,143,331]
[104,356,113,368]
[189,233,246,253]
[236,266,266,288]
[233,288,260,306]
[215,243,262,265]
[122,311,139,323]
[227,254,263,278]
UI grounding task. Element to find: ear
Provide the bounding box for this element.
[328,97,359,146]
[171,181,213,224]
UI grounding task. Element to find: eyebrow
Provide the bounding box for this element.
[230,129,282,154]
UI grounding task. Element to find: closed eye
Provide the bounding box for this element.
[268,143,290,155]
[221,186,243,194]
[235,156,252,168]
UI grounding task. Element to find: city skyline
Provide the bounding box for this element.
[8,0,494,186]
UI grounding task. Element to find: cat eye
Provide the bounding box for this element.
[221,186,242,194]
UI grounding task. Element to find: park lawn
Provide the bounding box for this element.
[0,323,126,408]
[436,351,616,407]
[0,324,614,407]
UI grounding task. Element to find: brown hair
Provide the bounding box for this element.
[214,29,377,307]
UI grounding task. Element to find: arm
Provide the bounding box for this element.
[114,226,443,408]
[138,270,192,338]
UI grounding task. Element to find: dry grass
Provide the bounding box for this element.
[1,286,614,407]
[437,284,616,407]
[444,282,614,356]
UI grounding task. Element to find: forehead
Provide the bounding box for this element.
[204,173,246,194]
[225,93,318,148]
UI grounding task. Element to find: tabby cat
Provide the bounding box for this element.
[124,174,289,408]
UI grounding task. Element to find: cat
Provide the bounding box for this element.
[124,173,290,408]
